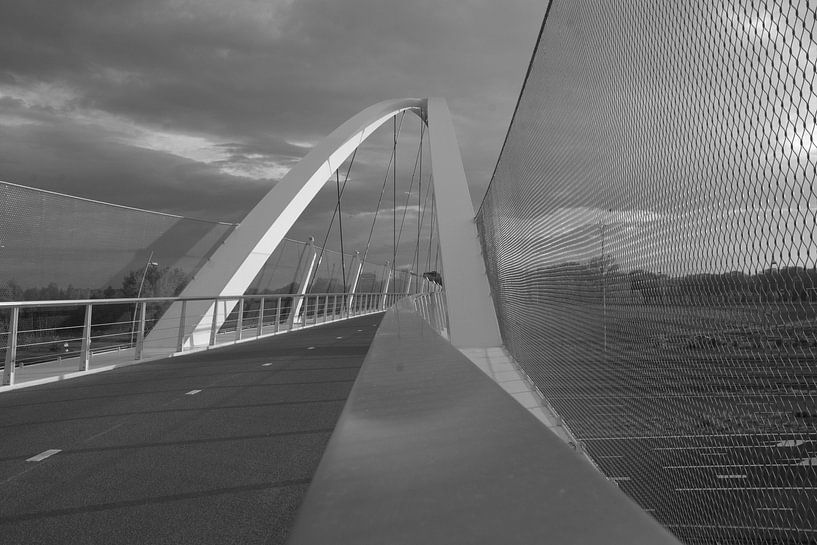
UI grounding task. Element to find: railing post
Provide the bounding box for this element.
[274,297,281,333]
[346,251,363,312]
[135,301,147,360]
[289,237,318,327]
[176,300,187,352]
[380,261,392,310]
[435,292,447,333]
[257,297,265,337]
[292,295,303,329]
[310,296,316,325]
[235,297,245,341]
[209,299,219,346]
[79,303,92,371]
[2,306,19,386]
[323,294,330,322]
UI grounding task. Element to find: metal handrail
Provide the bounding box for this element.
[0,292,404,309]
[1,291,415,388]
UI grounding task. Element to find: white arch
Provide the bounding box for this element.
[145,98,501,352]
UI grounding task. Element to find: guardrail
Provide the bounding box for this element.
[1,291,402,387]
[410,290,449,338]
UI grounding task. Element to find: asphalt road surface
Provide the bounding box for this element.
[0,314,383,545]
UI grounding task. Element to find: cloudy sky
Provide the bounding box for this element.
[0,0,543,235]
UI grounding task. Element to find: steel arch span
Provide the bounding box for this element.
[145,98,501,352]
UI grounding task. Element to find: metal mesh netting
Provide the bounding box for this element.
[0,181,235,299]
[477,1,817,543]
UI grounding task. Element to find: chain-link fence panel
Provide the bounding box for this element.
[477,1,817,543]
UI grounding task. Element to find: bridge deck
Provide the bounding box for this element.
[0,314,383,545]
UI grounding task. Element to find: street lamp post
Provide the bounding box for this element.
[130,251,158,346]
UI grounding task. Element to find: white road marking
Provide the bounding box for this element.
[587,432,814,441]
[655,445,782,451]
[307,346,315,350]
[357,329,363,332]
[262,363,273,367]
[775,439,806,447]
[27,449,61,462]
[666,523,817,532]
[335,336,343,339]
[666,462,814,469]
[185,390,202,395]
[676,486,817,491]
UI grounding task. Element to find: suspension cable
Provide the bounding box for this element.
[416,123,424,280]
[394,124,424,261]
[426,185,436,273]
[393,116,397,281]
[308,147,358,292]
[362,111,406,264]
[411,173,433,276]
[336,169,347,293]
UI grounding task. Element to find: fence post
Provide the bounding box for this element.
[235,298,244,341]
[274,297,281,333]
[257,298,265,337]
[209,299,219,346]
[2,306,19,386]
[322,294,330,322]
[79,303,93,371]
[177,300,187,353]
[135,301,147,360]
[380,261,392,310]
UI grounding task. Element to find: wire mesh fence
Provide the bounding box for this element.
[477,1,817,543]
[0,181,236,301]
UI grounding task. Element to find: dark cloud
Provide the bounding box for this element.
[0,0,542,262]
[0,120,270,222]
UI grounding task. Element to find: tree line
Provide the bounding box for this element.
[528,257,817,305]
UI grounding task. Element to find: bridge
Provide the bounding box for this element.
[2,2,817,543]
